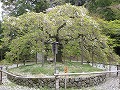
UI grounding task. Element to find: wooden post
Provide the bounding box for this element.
[55,75,59,90]
[64,66,68,89]
[109,64,111,76]
[117,65,120,76]
[65,76,67,89]
[0,67,2,85]
[109,59,111,77]
[119,70,120,89]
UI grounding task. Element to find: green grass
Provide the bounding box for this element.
[8,62,102,76]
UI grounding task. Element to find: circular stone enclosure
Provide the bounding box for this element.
[7,72,106,89]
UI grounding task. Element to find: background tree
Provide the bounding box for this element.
[48,0,66,7]
[48,0,87,7]
[98,19,120,56]
[0,20,8,61]
[1,0,49,16]
[108,20,120,56]
[85,0,120,59]
[0,21,3,60]
[1,0,89,17]
[85,0,120,20]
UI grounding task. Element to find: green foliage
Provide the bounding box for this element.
[63,40,80,58]
[2,12,48,62]
[33,0,49,13]
[48,0,86,7]
[98,19,120,58]
[0,21,7,60]
[97,8,116,21]
[0,21,2,47]
[67,0,86,6]
[48,0,66,7]
[1,0,87,17]
[96,0,112,7]
[45,4,111,63]
[99,20,120,47]
[2,4,119,64]
[86,0,120,20]
[1,0,49,16]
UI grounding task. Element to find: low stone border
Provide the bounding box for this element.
[7,72,106,89]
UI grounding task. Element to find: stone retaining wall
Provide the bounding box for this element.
[7,73,106,89]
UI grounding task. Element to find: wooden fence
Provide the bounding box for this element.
[0,67,120,90]
[54,70,120,90]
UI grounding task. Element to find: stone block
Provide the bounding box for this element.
[7,72,107,89]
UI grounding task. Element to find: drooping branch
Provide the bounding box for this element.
[57,22,66,34]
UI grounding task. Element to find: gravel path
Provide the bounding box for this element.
[0,75,41,90]
[86,76,119,90]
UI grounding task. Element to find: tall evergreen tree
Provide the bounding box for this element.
[85,0,120,20]
[0,21,5,60]
[1,0,49,16]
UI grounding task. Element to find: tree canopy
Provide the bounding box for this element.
[1,4,120,64]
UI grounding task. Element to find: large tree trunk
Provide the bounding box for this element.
[53,22,66,62]
[56,43,63,62]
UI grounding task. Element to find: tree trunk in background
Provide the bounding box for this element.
[81,35,84,65]
[23,58,25,65]
[35,40,38,64]
[17,61,19,68]
[42,40,44,67]
[42,54,44,67]
[17,52,19,67]
[0,50,2,60]
[92,46,94,66]
[44,55,47,62]
[35,52,37,64]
